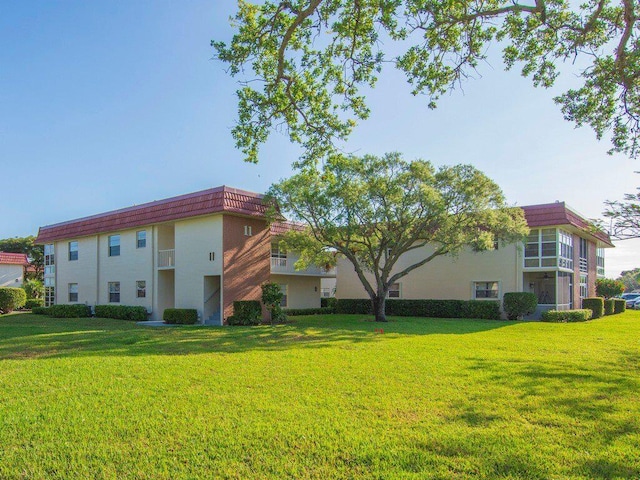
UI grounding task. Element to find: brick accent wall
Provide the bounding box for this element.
[222,215,271,322]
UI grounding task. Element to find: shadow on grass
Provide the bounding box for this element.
[0,313,514,360]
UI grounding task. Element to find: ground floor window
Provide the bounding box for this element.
[109,282,120,303]
[68,283,78,303]
[136,281,146,298]
[279,284,288,307]
[558,272,573,308]
[44,286,55,307]
[387,283,401,298]
[580,274,588,301]
[474,281,499,299]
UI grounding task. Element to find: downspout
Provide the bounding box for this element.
[151,225,155,321]
[96,235,100,307]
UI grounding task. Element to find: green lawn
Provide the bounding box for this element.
[0,312,638,479]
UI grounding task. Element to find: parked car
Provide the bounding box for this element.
[619,293,640,308]
[632,297,640,310]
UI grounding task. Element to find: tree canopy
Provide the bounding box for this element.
[214,0,640,164]
[0,236,43,280]
[267,152,529,321]
[604,185,640,239]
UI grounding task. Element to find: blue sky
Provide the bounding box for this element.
[1,1,638,277]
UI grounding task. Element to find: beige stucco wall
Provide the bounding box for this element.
[272,274,321,309]
[336,244,522,300]
[55,236,99,305]
[0,264,24,288]
[173,215,223,319]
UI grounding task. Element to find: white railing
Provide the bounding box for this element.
[271,255,336,276]
[158,249,175,268]
[271,257,287,268]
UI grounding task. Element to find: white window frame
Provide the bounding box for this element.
[387,282,401,299]
[279,284,288,307]
[473,281,500,300]
[244,225,252,236]
[68,241,78,261]
[136,231,146,249]
[136,280,146,298]
[108,281,120,303]
[68,283,78,303]
[108,235,120,257]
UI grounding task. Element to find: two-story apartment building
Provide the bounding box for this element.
[35,186,335,324]
[0,252,29,288]
[336,202,613,318]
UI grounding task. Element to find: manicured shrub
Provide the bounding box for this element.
[335,299,372,314]
[613,298,626,314]
[0,287,27,314]
[95,305,148,321]
[285,307,333,316]
[163,308,198,325]
[603,299,615,316]
[502,292,538,320]
[321,297,337,309]
[24,298,44,309]
[31,306,50,315]
[335,298,501,320]
[230,300,263,325]
[582,297,605,319]
[541,309,593,322]
[48,304,92,318]
[461,300,501,320]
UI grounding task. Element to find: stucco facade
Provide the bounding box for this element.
[336,202,613,318]
[0,252,28,288]
[35,186,335,324]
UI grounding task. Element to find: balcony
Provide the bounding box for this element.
[158,249,175,269]
[270,256,336,277]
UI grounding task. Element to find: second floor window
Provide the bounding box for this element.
[68,241,78,261]
[137,231,146,249]
[109,235,120,257]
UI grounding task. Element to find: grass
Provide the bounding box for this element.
[0,312,638,479]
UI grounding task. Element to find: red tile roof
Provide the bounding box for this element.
[36,186,270,244]
[522,202,614,247]
[0,252,29,266]
[270,221,306,236]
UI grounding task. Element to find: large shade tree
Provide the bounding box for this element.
[214,0,640,164]
[267,152,529,322]
[604,185,640,239]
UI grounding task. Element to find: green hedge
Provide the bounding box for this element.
[24,298,44,309]
[48,304,92,318]
[603,299,615,316]
[321,297,337,309]
[502,292,538,320]
[163,308,198,325]
[582,297,605,319]
[335,298,501,320]
[0,287,27,314]
[541,309,593,322]
[613,298,626,314]
[31,306,50,315]
[95,305,148,321]
[285,307,335,316]
[230,300,262,325]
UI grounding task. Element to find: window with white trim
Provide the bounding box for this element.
[244,225,252,236]
[136,231,146,249]
[579,237,588,273]
[596,248,605,277]
[108,235,120,257]
[136,281,146,298]
[68,283,78,302]
[474,281,499,299]
[387,283,401,298]
[271,243,287,267]
[279,284,288,307]
[68,241,78,261]
[108,282,120,303]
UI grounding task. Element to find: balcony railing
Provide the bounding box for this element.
[158,249,175,269]
[271,256,336,276]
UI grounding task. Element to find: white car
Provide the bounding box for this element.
[620,293,640,308]
[632,297,640,310]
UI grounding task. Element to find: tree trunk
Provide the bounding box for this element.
[371,295,387,322]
